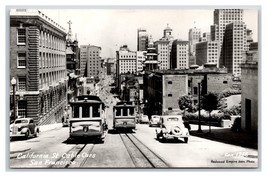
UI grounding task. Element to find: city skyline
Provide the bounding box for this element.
[40,8,258,58]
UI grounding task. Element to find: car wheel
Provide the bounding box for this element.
[184,137,188,143]
[25,131,30,139]
[34,129,39,137]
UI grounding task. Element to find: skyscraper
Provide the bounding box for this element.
[211,9,244,47]
[154,24,174,70]
[188,27,201,56]
[170,40,189,69]
[137,28,148,51]
[220,21,248,76]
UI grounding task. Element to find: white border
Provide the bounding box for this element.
[1,0,266,177]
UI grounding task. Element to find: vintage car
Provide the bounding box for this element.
[149,115,160,127]
[156,115,190,143]
[139,114,149,124]
[10,118,40,139]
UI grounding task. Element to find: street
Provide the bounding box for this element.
[10,102,258,168]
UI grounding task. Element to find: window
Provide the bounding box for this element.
[193,87,198,95]
[168,94,172,97]
[18,100,27,118]
[18,77,26,91]
[168,107,173,110]
[223,81,228,84]
[17,52,26,68]
[168,81,172,84]
[17,28,26,45]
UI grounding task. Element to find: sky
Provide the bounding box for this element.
[41,8,258,58]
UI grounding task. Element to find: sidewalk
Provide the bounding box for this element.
[190,124,258,149]
[39,122,63,132]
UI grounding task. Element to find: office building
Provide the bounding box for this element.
[196,40,220,67]
[10,9,67,124]
[170,40,189,69]
[220,21,248,76]
[137,28,148,51]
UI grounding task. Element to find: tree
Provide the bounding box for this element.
[202,92,218,133]
[178,95,193,115]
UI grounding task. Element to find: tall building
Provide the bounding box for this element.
[80,45,101,78]
[155,24,174,70]
[137,28,148,51]
[188,27,201,56]
[10,9,67,124]
[220,21,248,76]
[116,45,137,75]
[170,40,189,69]
[80,45,88,76]
[196,41,220,67]
[211,9,244,47]
[144,36,159,71]
[86,45,101,78]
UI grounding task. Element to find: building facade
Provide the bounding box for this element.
[143,64,233,116]
[240,46,258,133]
[196,41,220,67]
[220,22,248,76]
[212,9,244,47]
[137,28,148,51]
[154,25,173,70]
[188,27,201,56]
[170,40,189,69]
[10,9,67,125]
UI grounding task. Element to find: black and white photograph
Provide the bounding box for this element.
[5,3,262,172]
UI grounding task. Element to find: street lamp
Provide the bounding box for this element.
[197,79,202,133]
[11,77,17,122]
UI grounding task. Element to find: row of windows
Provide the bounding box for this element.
[120,55,136,58]
[39,52,65,69]
[39,70,66,89]
[39,30,65,51]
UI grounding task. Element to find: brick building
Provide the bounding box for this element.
[10,9,67,124]
[143,64,233,116]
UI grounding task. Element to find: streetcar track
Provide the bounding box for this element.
[119,133,169,168]
[50,144,86,168]
[127,133,169,168]
[68,144,95,168]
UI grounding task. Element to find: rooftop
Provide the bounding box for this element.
[10,9,66,33]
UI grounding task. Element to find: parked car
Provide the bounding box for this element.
[139,114,149,124]
[10,118,40,139]
[156,115,190,143]
[149,115,160,127]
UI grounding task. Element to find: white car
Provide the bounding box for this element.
[156,115,190,143]
[149,115,160,127]
[139,115,149,124]
[10,118,40,139]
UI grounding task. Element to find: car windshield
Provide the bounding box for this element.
[15,119,28,124]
